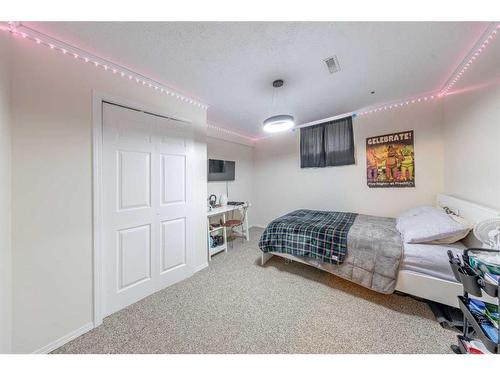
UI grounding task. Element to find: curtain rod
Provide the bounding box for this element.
[294,111,355,130]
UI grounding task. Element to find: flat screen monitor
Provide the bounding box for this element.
[208,159,235,181]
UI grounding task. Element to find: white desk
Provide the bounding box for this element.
[207,203,250,260]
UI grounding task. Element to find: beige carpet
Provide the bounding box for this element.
[53,227,457,354]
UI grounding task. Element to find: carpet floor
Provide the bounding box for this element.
[53,227,457,354]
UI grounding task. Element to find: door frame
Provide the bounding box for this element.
[91,91,192,327]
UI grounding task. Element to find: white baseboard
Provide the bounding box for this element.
[193,262,208,273]
[32,322,94,354]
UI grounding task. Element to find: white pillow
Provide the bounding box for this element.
[397,205,433,221]
[428,210,472,244]
[396,206,470,244]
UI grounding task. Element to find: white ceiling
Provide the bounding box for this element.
[26,22,491,137]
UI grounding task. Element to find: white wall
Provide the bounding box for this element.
[0,33,12,353]
[443,83,500,209]
[207,137,254,224]
[253,102,445,226]
[9,37,207,353]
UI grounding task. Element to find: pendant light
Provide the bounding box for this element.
[263,79,295,133]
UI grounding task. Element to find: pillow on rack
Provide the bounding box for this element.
[396,206,471,244]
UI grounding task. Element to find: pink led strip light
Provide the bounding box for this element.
[207,124,258,142]
[439,23,500,97]
[357,22,499,117]
[357,93,438,116]
[4,23,209,110]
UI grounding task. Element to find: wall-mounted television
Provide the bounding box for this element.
[208,159,235,181]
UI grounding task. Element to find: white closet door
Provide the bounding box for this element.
[155,116,194,290]
[102,103,194,317]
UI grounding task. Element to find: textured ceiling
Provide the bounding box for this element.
[26,22,491,137]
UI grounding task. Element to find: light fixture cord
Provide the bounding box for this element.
[272,86,276,107]
[269,85,278,117]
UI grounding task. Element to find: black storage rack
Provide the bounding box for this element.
[448,248,499,354]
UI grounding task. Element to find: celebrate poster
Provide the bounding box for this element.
[366,130,415,188]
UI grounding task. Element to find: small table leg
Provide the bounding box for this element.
[207,218,211,262]
[223,213,228,252]
[244,210,249,241]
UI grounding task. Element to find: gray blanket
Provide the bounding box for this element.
[331,214,402,294]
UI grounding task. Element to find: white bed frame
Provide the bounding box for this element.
[396,194,500,307]
[261,194,500,307]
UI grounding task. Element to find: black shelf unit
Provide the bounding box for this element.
[448,248,499,354]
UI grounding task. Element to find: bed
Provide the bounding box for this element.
[401,242,465,282]
[260,194,500,307]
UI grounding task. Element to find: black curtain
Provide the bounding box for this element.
[300,116,354,168]
[300,122,326,168]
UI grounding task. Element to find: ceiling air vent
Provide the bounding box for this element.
[324,55,340,74]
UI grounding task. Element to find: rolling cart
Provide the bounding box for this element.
[448,248,499,354]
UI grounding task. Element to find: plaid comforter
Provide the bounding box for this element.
[258,210,358,264]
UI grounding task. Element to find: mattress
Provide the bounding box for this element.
[400,241,466,282]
